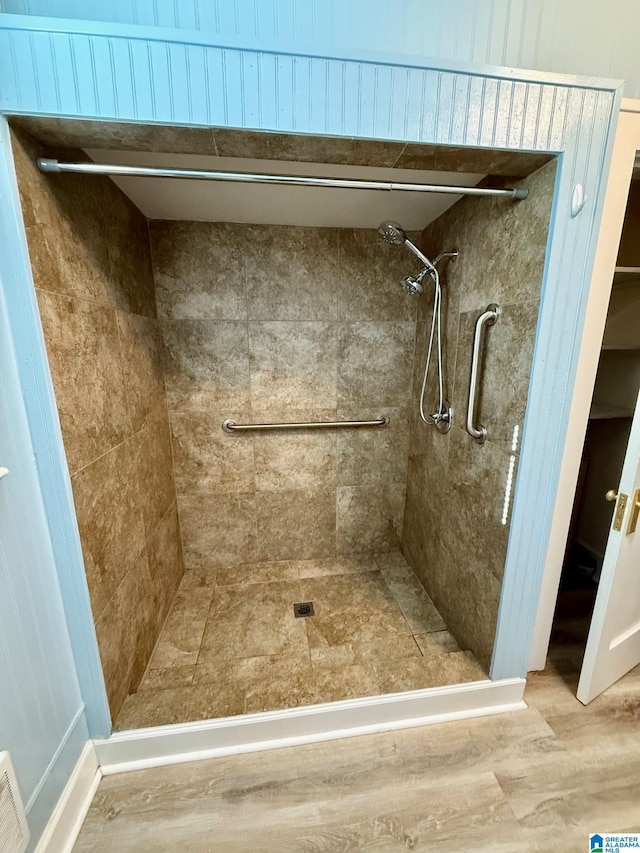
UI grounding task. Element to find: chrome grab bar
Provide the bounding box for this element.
[466,303,500,444]
[222,416,390,434]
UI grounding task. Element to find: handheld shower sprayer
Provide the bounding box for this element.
[377,221,458,433]
[377,222,438,284]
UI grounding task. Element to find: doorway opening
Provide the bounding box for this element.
[545,175,640,695]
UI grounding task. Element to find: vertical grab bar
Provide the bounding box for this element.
[466,303,501,444]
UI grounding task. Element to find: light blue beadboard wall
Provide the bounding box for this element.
[0,0,638,98]
[0,194,87,851]
[0,115,101,849]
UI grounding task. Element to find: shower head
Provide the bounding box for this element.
[401,275,424,296]
[378,221,407,246]
[378,220,438,282]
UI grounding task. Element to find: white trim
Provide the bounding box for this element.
[529,104,640,671]
[95,678,525,775]
[34,742,101,853]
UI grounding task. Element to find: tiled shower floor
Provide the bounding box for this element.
[115,551,486,730]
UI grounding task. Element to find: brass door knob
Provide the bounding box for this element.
[605,489,619,502]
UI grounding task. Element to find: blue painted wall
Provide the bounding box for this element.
[0,124,89,847]
[0,0,637,96]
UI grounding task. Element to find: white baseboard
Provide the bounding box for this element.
[35,741,101,853]
[95,677,526,775]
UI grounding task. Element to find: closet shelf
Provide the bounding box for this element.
[589,403,634,420]
[600,344,640,351]
[613,266,640,286]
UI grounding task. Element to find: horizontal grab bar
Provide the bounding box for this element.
[222,416,390,433]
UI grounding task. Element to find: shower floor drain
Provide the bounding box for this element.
[294,602,315,618]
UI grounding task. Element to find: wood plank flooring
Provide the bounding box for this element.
[74,656,640,852]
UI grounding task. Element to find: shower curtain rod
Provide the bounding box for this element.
[36,158,528,199]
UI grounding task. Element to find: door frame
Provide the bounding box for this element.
[0,13,625,731]
[529,99,640,671]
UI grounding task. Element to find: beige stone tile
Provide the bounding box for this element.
[248,321,337,410]
[415,630,461,657]
[443,427,511,582]
[253,411,337,490]
[336,406,409,486]
[114,682,245,730]
[310,635,421,670]
[71,437,145,621]
[336,483,405,554]
[106,185,157,319]
[245,664,381,713]
[15,137,117,308]
[145,502,185,628]
[14,127,156,316]
[20,131,155,318]
[394,142,552,176]
[337,321,415,407]
[178,492,257,568]
[177,567,217,590]
[338,228,420,321]
[14,116,218,154]
[453,160,555,314]
[375,551,446,634]
[170,410,254,494]
[401,453,446,598]
[135,416,177,536]
[95,549,156,719]
[161,319,250,410]
[300,571,411,648]
[427,528,502,673]
[198,581,308,662]
[212,128,404,166]
[116,311,165,433]
[295,553,378,578]
[374,650,487,693]
[37,290,131,473]
[215,560,300,586]
[244,225,339,320]
[255,488,336,561]
[194,651,311,687]
[150,221,246,320]
[138,666,196,691]
[147,589,213,669]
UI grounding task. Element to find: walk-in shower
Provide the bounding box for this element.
[10,115,555,732]
[378,221,457,432]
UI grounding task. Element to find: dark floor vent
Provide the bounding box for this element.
[294,602,315,618]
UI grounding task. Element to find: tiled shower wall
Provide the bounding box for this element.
[402,160,557,669]
[149,222,422,567]
[11,129,185,719]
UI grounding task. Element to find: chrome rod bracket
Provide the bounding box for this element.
[222,416,390,434]
[466,303,500,444]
